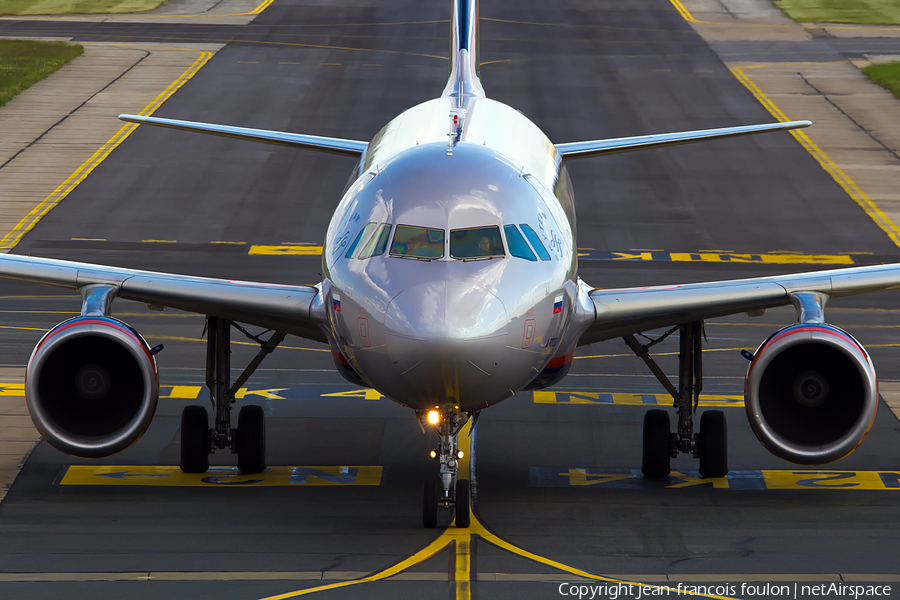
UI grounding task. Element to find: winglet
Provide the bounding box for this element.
[118,114,368,158]
[555,120,812,161]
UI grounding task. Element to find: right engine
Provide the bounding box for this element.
[744,323,878,465]
[25,316,159,458]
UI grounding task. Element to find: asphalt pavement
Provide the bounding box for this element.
[1,1,900,599]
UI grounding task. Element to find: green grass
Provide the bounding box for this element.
[863,61,900,100]
[0,0,167,15]
[0,39,83,107]
[774,0,900,25]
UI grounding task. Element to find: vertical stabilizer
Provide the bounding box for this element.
[442,0,485,103]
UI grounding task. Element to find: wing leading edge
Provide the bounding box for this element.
[118,114,368,158]
[556,120,812,161]
[579,263,900,346]
[0,254,326,343]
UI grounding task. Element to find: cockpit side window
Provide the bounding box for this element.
[450,226,505,260]
[519,224,551,261]
[390,225,445,259]
[357,223,392,259]
[346,222,378,258]
[503,225,537,262]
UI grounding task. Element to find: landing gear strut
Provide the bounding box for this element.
[421,405,474,528]
[625,321,728,479]
[179,316,285,475]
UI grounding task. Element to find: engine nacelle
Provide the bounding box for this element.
[744,323,878,465]
[25,316,159,458]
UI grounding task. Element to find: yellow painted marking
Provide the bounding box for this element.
[668,0,698,22]
[71,238,106,241]
[165,386,202,399]
[211,240,246,245]
[533,391,744,407]
[142,239,177,243]
[731,64,900,249]
[0,47,213,251]
[238,61,259,64]
[761,470,891,490]
[254,421,742,600]
[279,62,303,65]
[669,252,852,264]
[667,472,730,489]
[248,245,323,255]
[234,388,288,400]
[611,251,653,261]
[562,469,635,487]
[60,465,383,487]
[322,389,384,400]
[455,538,471,600]
[0,325,50,332]
[0,383,24,396]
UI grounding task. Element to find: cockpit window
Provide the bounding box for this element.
[519,224,551,261]
[345,222,378,258]
[503,225,537,261]
[450,226,505,260]
[390,225,445,259]
[357,223,392,259]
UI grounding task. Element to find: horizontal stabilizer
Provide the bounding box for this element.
[555,120,812,160]
[118,114,368,157]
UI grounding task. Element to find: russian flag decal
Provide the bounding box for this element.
[553,293,563,314]
[333,292,342,313]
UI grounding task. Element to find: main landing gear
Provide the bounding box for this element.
[421,405,475,529]
[180,316,286,475]
[624,321,728,479]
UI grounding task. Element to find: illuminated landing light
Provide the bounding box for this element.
[430,450,437,459]
[427,410,440,425]
[457,450,464,459]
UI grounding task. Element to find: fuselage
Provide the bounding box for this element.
[318,94,593,412]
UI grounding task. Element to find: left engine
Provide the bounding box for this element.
[744,323,878,465]
[25,316,159,458]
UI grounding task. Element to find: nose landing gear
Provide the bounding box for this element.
[420,406,474,528]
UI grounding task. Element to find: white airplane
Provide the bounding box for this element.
[0,0,892,528]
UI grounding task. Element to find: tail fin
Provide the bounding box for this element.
[442,0,485,102]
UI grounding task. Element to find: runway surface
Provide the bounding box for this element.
[2,1,900,599]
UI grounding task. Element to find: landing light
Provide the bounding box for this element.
[430,450,437,459]
[457,450,464,459]
[427,410,440,425]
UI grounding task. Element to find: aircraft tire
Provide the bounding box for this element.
[641,409,671,478]
[237,404,266,474]
[423,480,438,528]
[180,405,209,474]
[699,410,728,478]
[455,479,470,528]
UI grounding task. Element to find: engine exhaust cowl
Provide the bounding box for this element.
[25,316,159,458]
[744,324,877,465]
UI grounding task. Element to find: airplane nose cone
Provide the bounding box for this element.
[382,280,509,408]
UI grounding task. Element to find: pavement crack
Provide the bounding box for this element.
[798,72,900,163]
[0,47,151,173]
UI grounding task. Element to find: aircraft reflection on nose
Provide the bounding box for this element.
[381,280,512,409]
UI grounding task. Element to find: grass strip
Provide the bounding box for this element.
[0,39,83,106]
[863,61,900,100]
[0,0,168,15]
[775,0,900,25]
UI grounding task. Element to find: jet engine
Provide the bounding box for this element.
[744,323,878,465]
[25,316,159,458]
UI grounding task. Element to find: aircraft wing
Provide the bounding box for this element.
[578,263,900,346]
[556,120,811,160]
[0,254,326,343]
[118,114,368,158]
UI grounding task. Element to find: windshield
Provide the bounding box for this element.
[390,225,445,259]
[450,226,505,260]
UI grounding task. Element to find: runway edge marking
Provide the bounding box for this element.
[0,46,214,251]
